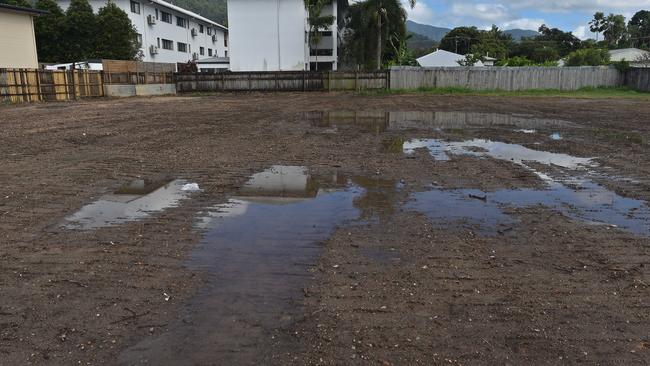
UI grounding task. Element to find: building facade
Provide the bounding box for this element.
[0,4,46,68]
[56,0,228,64]
[227,0,339,72]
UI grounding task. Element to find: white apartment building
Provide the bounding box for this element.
[56,0,228,64]
[227,0,340,72]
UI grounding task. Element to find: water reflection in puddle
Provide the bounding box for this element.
[405,138,650,235]
[64,178,191,230]
[306,111,577,131]
[121,167,398,365]
[404,138,594,169]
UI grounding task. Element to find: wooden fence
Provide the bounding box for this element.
[625,68,650,92]
[175,70,389,92]
[1,68,104,102]
[389,66,626,91]
[102,59,175,85]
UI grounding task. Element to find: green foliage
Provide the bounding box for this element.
[0,0,32,7]
[439,26,481,55]
[386,34,417,66]
[601,13,627,47]
[496,56,558,67]
[64,0,98,60]
[456,53,482,66]
[95,2,140,60]
[469,25,512,61]
[536,25,581,56]
[34,0,66,62]
[628,10,650,49]
[342,0,411,69]
[165,0,227,25]
[613,59,631,72]
[565,48,610,66]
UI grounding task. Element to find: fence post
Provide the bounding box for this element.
[34,69,42,101]
[70,65,77,100]
[328,71,332,92]
[302,71,306,92]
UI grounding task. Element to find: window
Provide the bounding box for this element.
[207,27,212,36]
[199,47,204,56]
[157,37,160,47]
[208,48,212,56]
[321,31,333,37]
[177,42,187,52]
[136,33,142,47]
[199,24,204,33]
[155,9,158,19]
[130,1,140,14]
[161,11,172,23]
[161,39,173,50]
[225,50,228,57]
[224,34,228,47]
[176,16,187,28]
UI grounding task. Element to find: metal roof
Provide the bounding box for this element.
[0,3,48,15]
[196,56,230,64]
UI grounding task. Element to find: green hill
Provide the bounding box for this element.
[169,0,227,25]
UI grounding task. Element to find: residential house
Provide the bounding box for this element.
[609,48,650,68]
[227,0,344,72]
[55,0,228,64]
[416,49,485,67]
[0,3,47,68]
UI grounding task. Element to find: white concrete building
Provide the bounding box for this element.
[56,0,228,64]
[227,0,340,72]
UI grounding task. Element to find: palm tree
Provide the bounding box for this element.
[304,0,336,70]
[343,0,416,69]
[374,0,416,69]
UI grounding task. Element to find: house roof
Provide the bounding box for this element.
[197,56,230,64]
[416,49,485,67]
[0,3,48,16]
[151,0,227,31]
[609,48,650,62]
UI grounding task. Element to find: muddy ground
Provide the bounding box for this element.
[1,93,649,365]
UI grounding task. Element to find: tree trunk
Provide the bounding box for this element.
[376,11,382,70]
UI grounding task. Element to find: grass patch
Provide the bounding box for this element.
[365,86,650,99]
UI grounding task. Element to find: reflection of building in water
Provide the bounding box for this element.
[306,111,576,131]
[64,179,190,230]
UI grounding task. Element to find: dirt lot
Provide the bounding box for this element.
[1,93,650,365]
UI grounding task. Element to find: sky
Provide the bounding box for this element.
[398,0,650,39]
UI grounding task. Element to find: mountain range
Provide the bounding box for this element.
[406,20,540,48]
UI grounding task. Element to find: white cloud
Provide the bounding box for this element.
[402,0,435,23]
[501,18,545,30]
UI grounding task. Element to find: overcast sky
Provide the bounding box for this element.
[398,0,650,39]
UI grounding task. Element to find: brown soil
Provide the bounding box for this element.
[1,93,649,365]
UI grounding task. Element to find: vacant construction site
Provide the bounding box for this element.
[1,93,649,365]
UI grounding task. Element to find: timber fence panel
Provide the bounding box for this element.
[1,69,104,103]
[389,66,626,91]
[625,68,650,92]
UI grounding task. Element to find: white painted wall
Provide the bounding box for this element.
[0,10,39,68]
[56,0,227,64]
[228,0,308,71]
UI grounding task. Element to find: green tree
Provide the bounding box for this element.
[565,48,610,66]
[342,0,414,69]
[601,13,627,47]
[628,10,650,49]
[64,0,97,60]
[589,12,605,41]
[470,25,512,61]
[0,0,33,8]
[34,0,66,62]
[304,0,336,70]
[537,24,581,56]
[95,2,140,60]
[439,26,481,55]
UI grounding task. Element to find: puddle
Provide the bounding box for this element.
[64,178,191,230]
[515,129,537,134]
[120,167,398,365]
[307,111,577,131]
[550,132,563,140]
[404,138,650,235]
[404,138,594,170]
[409,179,650,236]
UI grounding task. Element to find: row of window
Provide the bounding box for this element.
[157,38,223,57]
[131,0,219,35]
